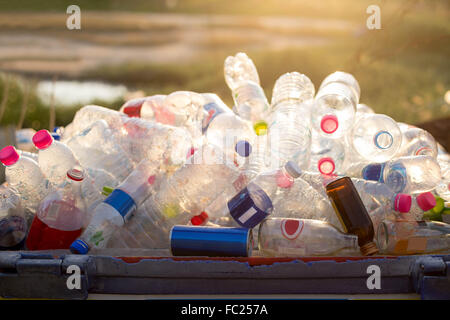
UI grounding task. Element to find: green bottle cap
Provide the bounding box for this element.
[431,197,445,214]
[102,186,114,196]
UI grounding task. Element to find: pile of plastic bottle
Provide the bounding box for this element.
[0,52,449,257]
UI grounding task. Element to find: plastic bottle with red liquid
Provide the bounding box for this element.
[26,168,87,250]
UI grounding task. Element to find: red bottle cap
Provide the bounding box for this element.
[33,130,54,150]
[190,212,208,226]
[416,192,436,211]
[318,157,335,175]
[320,114,339,134]
[67,168,85,181]
[123,105,142,118]
[0,146,20,166]
[394,193,412,213]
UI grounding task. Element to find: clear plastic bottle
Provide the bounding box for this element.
[397,126,438,158]
[268,72,314,169]
[0,146,50,218]
[356,103,375,114]
[312,72,360,138]
[376,220,450,255]
[81,167,118,214]
[70,160,159,254]
[205,112,256,169]
[66,120,135,181]
[201,93,233,133]
[347,113,402,162]
[309,128,345,175]
[224,52,270,129]
[319,71,361,102]
[402,192,436,221]
[195,161,302,229]
[362,155,442,194]
[67,105,193,169]
[32,129,81,187]
[26,168,87,250]
[0,186,27,250]
[258,218,360,257]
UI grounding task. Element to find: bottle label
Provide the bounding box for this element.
[281,219,305,240]
[227,185,272,228]
[103,189,137,221]
[202,102,224,133]
[0,216,27,248]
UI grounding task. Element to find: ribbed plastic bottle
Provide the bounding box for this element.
[347,113,402,163]
[309,128,345,175]
[26,168,87,250]
[66,120,135,181]
[362,155,442,194]
[402,192,436,221]
[0,146,50,219]
[312,72,360,138]
[0,186,27,250]
[268,72,314,169]
[397,126,438,158]
[70,160,159,254]
[193,161,302,229]
[376,220,450,255]
[32,129,81,187]
[224,52,270,131]
[258,218,360,257]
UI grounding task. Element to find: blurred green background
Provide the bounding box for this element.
[0,0,448,134]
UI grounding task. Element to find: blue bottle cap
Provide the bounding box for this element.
[170,225,251,257]
[51,133,61,141]
[362,163,384,182]
[70,239,90,255]
[235,140,252,157]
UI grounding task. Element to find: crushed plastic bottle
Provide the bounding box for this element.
[224,52,270,131]
[0,186,27,250]
[398,126,438,158]
[0,146,50,219]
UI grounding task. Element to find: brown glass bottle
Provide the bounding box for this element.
[326,177,379,256]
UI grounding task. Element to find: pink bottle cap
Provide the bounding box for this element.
[318,157,335,175]
[320,114,339,134]
[276,170,294,188]
[0,146,20,166]
[190,212,208,226]
[394,193,412,213]
[416,192,436,211]
[32,130,54,150]
[148,175,156,185]
[67,168,85,181]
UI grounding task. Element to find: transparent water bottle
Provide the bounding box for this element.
[356,103,375,114]
[258,218,360,257]
[319,71,361,102]
[402,192,436,221]
[70,160,159,254]
[376,220,450,255]
[201,93,233,133]
[309,128,345,175]
[268,72,314,169]
[32,129,81,187]
[0,146,50,218]
[195,161,302,229]
[312,72,360,138]
[397,126,438,158]
[66,120,135,181]
[0,186,27,250]
[26,168,87,250]
[205,112,256,169]
[224,52,270,130]
[347,113,402,163]
[362,155,442,194]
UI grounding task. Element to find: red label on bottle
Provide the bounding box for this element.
[281,219,304,240]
